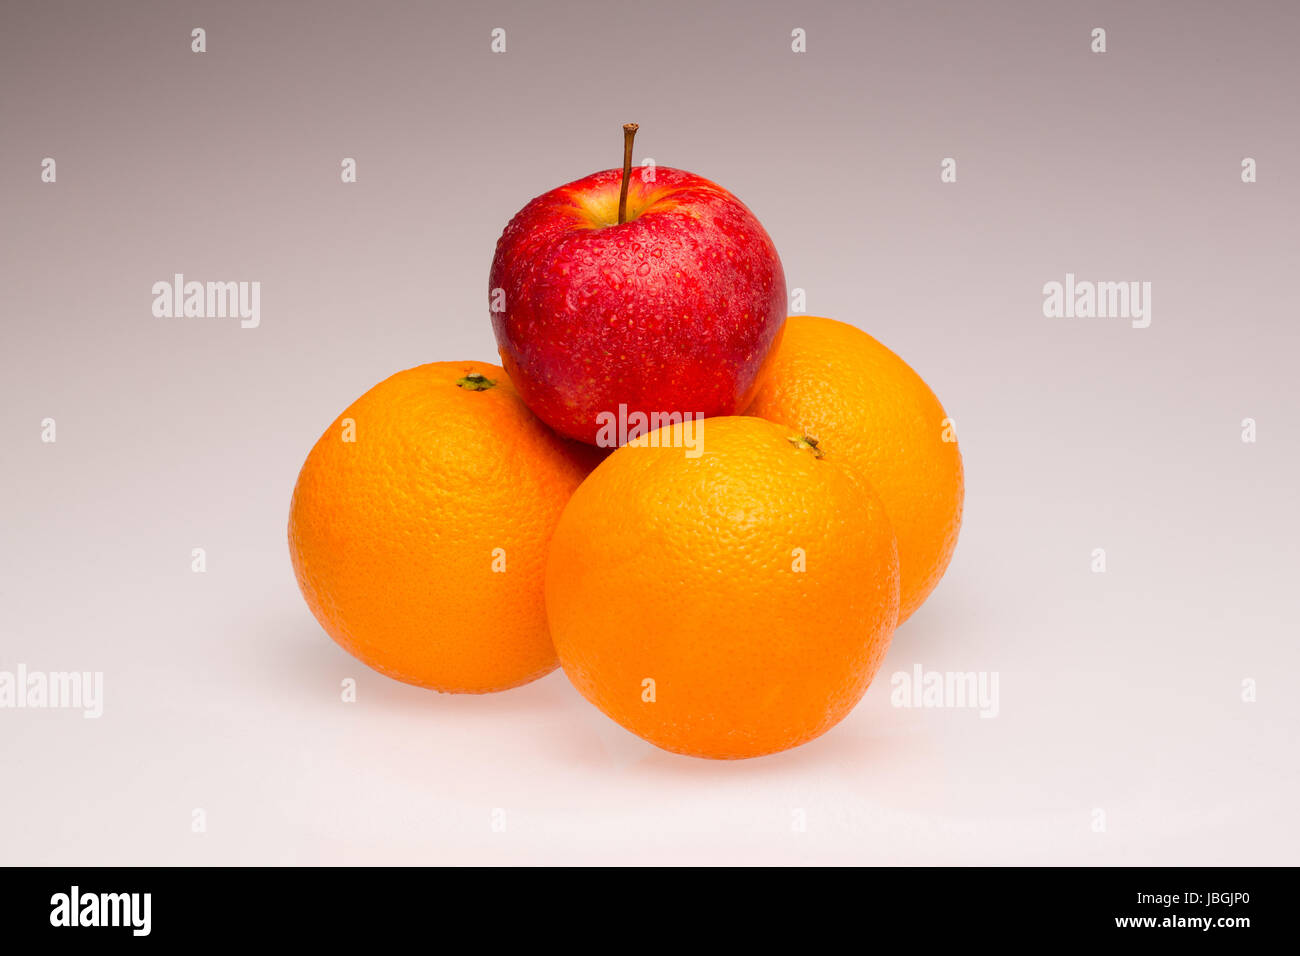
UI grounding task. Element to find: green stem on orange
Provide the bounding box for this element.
[788,435,824,458]
[618,123,639,225]
[456,373,497,391]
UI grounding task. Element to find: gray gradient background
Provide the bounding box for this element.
[2,0,1297,864]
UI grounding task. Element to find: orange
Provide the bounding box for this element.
[288,361,601,693]
[545,416,900,759]
[746,316,963,622]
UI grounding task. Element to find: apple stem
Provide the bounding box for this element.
[618,123,639,225]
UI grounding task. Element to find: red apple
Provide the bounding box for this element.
[489,130,786,445]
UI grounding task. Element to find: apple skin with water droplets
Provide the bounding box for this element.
[489,167,786,446]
